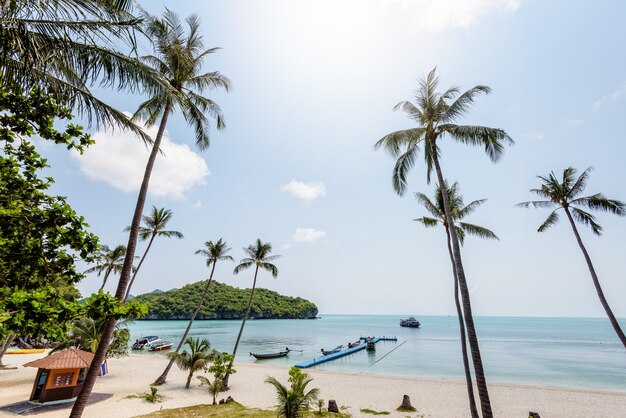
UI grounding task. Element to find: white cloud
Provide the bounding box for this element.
[72,118,209,200]
[523,131,545,141]
[293,228,326,243]
[281,180,326,201]
[593,83,626,111]
[192,200,204,209]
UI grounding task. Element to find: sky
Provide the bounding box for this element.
[41,0,626,317]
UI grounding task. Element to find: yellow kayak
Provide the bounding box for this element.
[6,349,46,354]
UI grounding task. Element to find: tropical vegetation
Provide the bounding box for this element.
[375,67,513,418]
[265,367,320,418]
[52,317,132,358]
[153,239,233,386]
[85,245,129,291]
[518,167,626,348]
[168,337,217,389]
[415,181,498,417]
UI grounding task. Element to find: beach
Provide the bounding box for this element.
[1,352,625,418]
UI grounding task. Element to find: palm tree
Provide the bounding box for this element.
[71,10,230,417]
[84,245,127,291]
[518,167,626,348]
[123,206,184,301]
[265,368,319,418]
[415,181,498,418]
[197,375,223,405]
[52,317,132,358]
[0,0,159,139]
[153,238,233,385]
[374,68,513,418]
[167,337,216,389]
[222,239,280,388]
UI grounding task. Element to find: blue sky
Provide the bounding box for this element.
[43,0,626,317]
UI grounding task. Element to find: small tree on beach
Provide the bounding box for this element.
[167,337,217,389]
[415,181,498,418]
[153,239,233,385]
[222,239,280,388]
[85,245,128,291]
[124,206,184,301]
[374,68,513,418]
[197,375,223,405]
[265,367,319,418]
[518,167,626,349]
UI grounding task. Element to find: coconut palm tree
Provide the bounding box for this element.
[415,181,498,418]
[167,337,216,389]
[197,375,223,405]
[518,167,626,348]
[71,10,230,417]
[265,367,319,418]
[123,207,184,301]
[374,68,513,417]
[52,317,132,358]
[222,239,280,388]
[0,0,159,139]
[153,238,233,385]
[84,245,127,291]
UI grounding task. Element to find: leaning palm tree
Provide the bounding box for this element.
[123,206,184,301]
[518,167,626,348]
[222,239,280,388]
[153,238,233,385]
[167,337,216,389]
[71,10,230,417]
[374,68,513,418]
[0,0,159,139]
[84,245,127,291]
[415,181,498,418]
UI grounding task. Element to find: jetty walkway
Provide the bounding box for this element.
[295,336,397,369]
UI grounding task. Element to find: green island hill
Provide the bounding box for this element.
[131,281,319,320]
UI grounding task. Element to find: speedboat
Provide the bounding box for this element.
[147,340,173,351]
[132,336,160,350]
[399,317,421,328]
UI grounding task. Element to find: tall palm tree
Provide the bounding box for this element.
[518,167,626,348]
[222,239,280,388]
[71,10,230,417]
[167,337,216,389]
[123,206,184,301]
[0,0,159,139]
[84,245,127,291]
[374,68,513,418]
[415,181,498,418]
[153,238,233,385]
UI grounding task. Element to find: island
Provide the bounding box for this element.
[131,281,319,320]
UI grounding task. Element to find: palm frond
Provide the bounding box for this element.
[571,207,602,235]
[440,124,514,162]
[459,222,499,240]
[414,216,440,228]
[441,85,492,123]
[572,194,626,216]
[537,210,560,233]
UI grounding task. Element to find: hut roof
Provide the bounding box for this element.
[23,349,94,370]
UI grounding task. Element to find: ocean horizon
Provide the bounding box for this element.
[128,314,626,392]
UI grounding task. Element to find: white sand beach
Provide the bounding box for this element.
[1,352,625,418]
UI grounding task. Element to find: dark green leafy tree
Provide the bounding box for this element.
[415,181,498,418]
[518,167,626,348]
[374,68,513,418]
[0,0,159,139]
[0,86,99,366]
[223,239,280,388]
[124,206,184,301]
[153,239,232,385]
[85,245,128,291]
[71,10,230,416]
[265,367,319,418]
[167,337,217,389]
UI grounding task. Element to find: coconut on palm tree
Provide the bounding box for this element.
[123,206,184,301]
[84,245,127,291]
[153,238,233,386]
[71,10,230,417]
[374,68,513,418]
[168,337,216,389]
[518,167,626,348]
[415,181,498,418]
[222,239,280,388]
[265,367,319,418]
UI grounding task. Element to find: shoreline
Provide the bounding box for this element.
[1,352,625,417]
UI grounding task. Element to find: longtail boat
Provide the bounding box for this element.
[250,348,290,360]
[321,345,343,356]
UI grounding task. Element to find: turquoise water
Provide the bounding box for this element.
[128,315,626,391]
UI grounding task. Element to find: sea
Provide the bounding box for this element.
[128,315,626,391]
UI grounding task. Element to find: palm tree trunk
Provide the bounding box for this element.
[185,370,193,389]
[99,268,112,291]
[564,208,626,348]
[222,265,259,388]
[70,102,173,418]
[429,139,492,418]
[445,229,479,418]
[123,233,157,302]
[153,262,218,385]
[0,333,16,367]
